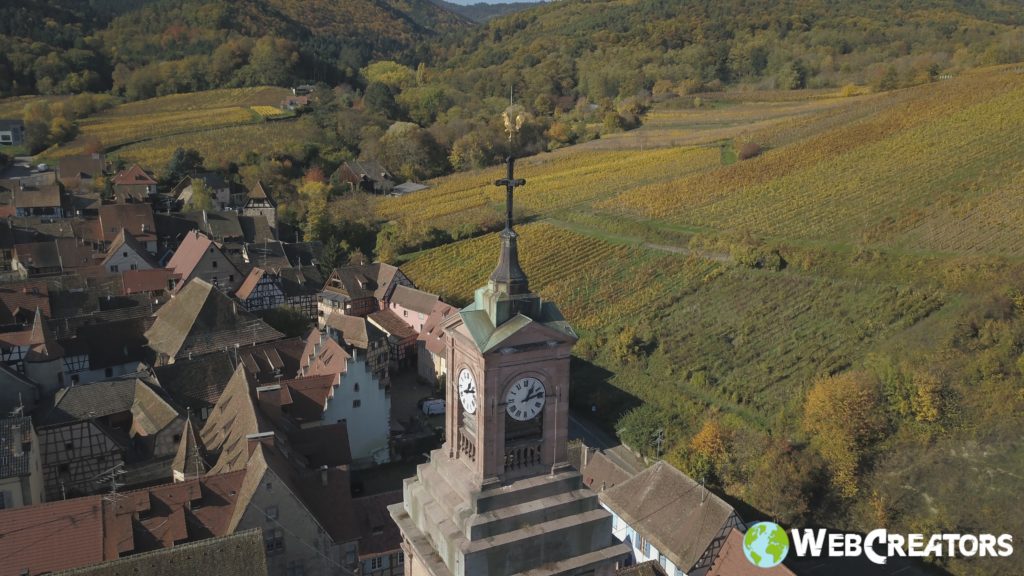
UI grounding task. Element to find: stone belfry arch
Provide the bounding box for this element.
[389,151,629,576]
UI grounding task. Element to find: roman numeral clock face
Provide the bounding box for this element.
[458,368,477,414]
[506,377,545,421]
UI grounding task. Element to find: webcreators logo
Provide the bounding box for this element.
[741,521,1014,569]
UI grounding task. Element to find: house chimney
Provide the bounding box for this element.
[320,465,329,487]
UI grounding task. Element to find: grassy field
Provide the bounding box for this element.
[396,66,1024,575]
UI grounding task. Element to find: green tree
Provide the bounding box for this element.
[377,122,448,181]
[166,147,204,184]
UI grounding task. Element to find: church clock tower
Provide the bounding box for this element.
[390,156,628,576]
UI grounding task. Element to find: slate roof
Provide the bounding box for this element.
[102,228,159,268]
[243,241,290,271]
[40,378,178,431]
[390,284,438,316]
[145,278,283,361]
[283,241,323,267]
[324,263,402,301]
[50,529,267,576]
[601,461,738,573]
[326,312,386,350]
[706,528,796,576]
[279,266,322,298]
[153,350,236,409]
[0,416,32,479]
[238,214,274,244]
[368,309,417,340]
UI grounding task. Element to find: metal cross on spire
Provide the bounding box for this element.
[495,156,525,231]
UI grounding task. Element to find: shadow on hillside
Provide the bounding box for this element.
[569,356,640,435]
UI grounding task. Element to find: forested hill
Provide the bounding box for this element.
[428,0,1024,104]
[0,0,468,99]
[2,0,1023,101]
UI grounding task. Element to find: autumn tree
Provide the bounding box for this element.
[803,371,888,497]
[186,180,214,211]
[376,122,448,181]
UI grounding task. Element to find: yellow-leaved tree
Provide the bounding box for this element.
[803,371,887,497]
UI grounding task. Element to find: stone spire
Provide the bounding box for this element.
[26,307,63,361]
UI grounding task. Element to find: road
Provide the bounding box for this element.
[568,412,647,476]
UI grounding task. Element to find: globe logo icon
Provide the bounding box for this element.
[743,522,790,568]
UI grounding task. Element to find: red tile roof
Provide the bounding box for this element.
[0,496,109,576]
[352,490,404,557]
[111,163,156,186]
[300,328,351,377]
[121,268,178,295]
[418,301,454,355]
[165,230,214,288]
[706,528,796,576]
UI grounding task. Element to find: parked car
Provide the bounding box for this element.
[421,398,445,416]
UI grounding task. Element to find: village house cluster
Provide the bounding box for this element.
[0,151,796,576]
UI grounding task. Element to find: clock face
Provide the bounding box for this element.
[506,377,545,421]
[458,368,477,414]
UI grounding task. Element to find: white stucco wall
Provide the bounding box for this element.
[321,356,390,466]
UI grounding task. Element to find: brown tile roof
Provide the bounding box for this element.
[705,528,796,576]
[300,328,351,377]
[368,309,417,340]
[50,529,267,576]
[40,378,178,432]
[246,180,274,203]
[0,496,109,575]
[418,301,454,355]
[0,280,49,324]
[14,182,61,208]
[616,560,668,576]
[258,375,335,423]
[352,490,404,557]
[144,278,283,362]
[390,284,438,316]
[236,337,305,383]
[235,267,267,301]
[111,164,156,186]
[326,312,386,350]
[171,416,208,480]
[601,461,738,573]
[581,448,634,493]
[57,153,105,183]
[98,203,156,243]
[200,366,270,475]
[121,268,178,294]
